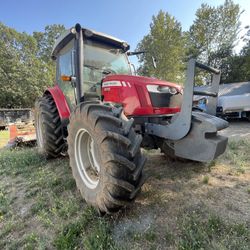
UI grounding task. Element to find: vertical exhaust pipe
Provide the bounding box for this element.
[75,23,84,104]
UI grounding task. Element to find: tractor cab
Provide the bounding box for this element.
[51,24,184,117]
[51,24,132,109]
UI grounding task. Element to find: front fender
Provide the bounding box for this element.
[44,85,71,120]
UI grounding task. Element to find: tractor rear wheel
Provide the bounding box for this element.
[67,102,146,214]
[246,112,250,122]
[35,94,65,158]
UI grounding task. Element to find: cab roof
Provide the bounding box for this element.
[51,26,130,60]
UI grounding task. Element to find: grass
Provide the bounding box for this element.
[0,138,250,249]
[0,130,9,148]
[178,211,250,250]
[202,175,209,184]
[0,148,118,249]
[54,208,118,250]
[224,140,250,173]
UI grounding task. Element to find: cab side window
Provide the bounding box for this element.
[57,40,75,109]
[58,51,73,79]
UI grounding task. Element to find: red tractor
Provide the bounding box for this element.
[35,24,228,214]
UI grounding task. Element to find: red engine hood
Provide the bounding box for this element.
[103,74,183,92]
[102,74,182,116]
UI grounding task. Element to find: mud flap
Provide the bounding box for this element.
[173,112,228,162]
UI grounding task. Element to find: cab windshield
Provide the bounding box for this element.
[83,40,131,93]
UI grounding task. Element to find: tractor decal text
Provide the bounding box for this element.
[102,81,132,88]
[102,81,122,87]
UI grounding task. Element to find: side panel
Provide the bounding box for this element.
[45,85,71,120]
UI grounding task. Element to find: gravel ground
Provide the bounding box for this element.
[219,119,250,140]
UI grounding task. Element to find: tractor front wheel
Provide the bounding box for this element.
[67,102,146,214]
[35,94,65,158]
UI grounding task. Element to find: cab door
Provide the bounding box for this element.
[56,39,76,110]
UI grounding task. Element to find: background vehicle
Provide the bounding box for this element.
[195,82,250,120]
[35,24,228,214]
[217,82,250,120]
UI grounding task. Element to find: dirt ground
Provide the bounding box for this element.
[0,121,249,249]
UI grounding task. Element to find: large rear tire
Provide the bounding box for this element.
[246,111,250,122]
[67,102,146,214]
[35,94,65,158]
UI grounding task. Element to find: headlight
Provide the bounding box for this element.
[146,85,178,95]
[158,86,178,94]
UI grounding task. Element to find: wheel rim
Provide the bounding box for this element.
[36,113,44,148]
[74,128,100,189]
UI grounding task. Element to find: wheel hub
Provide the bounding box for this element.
[36,113,44,148]
[74,128,100,189]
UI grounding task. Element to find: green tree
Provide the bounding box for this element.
[136,10,186,83]
[187,0,241,82]
[224,28,250,82]
[0,23,53,108]
[33,24,65,63]
[33,24,66,81]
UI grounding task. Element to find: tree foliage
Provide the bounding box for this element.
[187,0,241,82]
[136,10,186,83]
[136,1,242,84]
[0,23,65,108]
[33,24,66,63]
[224,28,250,82]
[0,0,249,108]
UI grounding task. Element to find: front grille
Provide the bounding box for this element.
[149,92,182,108]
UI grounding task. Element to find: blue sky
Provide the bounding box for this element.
[1,0,249,65]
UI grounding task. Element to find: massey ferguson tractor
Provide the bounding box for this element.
[35,24,228,214]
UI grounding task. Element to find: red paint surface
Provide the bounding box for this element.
[45,75,182,119]
[102,75,182,116]
[45,85,71,119]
